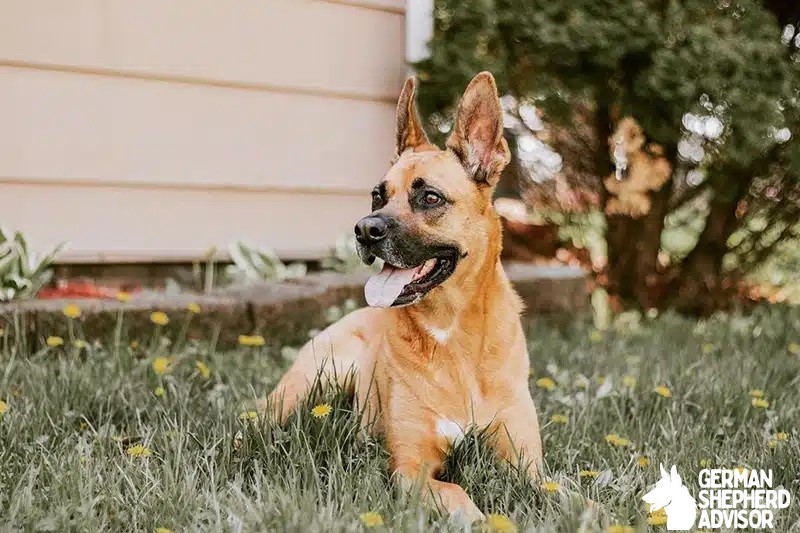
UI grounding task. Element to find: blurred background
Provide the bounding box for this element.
[1,0,799,317]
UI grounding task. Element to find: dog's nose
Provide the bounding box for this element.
[354,216,388,245]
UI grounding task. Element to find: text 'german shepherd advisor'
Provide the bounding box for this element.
[265,72,542,521]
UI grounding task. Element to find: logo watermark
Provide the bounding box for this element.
[642,464,792,530]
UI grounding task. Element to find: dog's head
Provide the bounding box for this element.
[356,72,511,308]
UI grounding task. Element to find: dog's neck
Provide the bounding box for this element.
[400,218,514,344]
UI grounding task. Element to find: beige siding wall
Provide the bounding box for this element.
[0,0,406,262]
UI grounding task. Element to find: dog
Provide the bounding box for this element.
[266,72,542,521]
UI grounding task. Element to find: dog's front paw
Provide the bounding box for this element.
[433,481,484,523]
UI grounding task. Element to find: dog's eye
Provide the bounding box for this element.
[422,192,442,206]
[371,190,384,210]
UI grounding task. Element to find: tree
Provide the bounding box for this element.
[414,0,800,314]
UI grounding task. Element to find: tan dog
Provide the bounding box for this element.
[267,72,542,521]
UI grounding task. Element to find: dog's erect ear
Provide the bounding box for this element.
[446,72,511,186]
[395,77,430,156]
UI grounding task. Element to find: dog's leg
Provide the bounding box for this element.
[263,308,377,424]
[490,394,543,478]
[389,420,484,522]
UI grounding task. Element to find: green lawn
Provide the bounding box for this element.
[1,304,799,532]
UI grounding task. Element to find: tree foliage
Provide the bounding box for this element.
[415,0,800,313]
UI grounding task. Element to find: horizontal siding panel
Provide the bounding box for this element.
[0,66,395,192]
[0,0,405,100]
[2,183,370,263]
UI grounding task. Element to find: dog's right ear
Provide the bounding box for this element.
[395,77,430,156]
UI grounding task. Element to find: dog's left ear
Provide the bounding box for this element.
[446,72,511,186]
[395,77,430,156]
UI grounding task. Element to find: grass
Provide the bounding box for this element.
[1,303,799,532]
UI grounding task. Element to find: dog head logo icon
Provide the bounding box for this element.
[642,464,698,531]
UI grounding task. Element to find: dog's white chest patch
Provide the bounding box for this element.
[436,418,465,448]
[425,324,452,344]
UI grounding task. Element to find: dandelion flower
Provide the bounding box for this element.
[116,291,131,303]
[155,528,173,533]
[238,334,266,347]
[536,377,556,390]
[485,513,517,533]
[62,304,81,319]
[541,481,560,492]
[550,413,568,424]
[607,525,634,533]
[73,339,87,350]
[775,432,788,441]
[150,311,169,326]
[751,397,769,409]
[46,336,64,347]
[195,361,211,379]
[768,439,777,449]
[622,375,637,388]
[238,410,258,422]
[130,341,139,350]
[359,512,384,528]
[654,385,672,398]
[151,357,172,375]
[579,470,599,478]
[638,456,650,467]
[589,330,604,343]
[0,400,7,416]
[605,433,632,447]
[311,403,332,418]
[154,386,166,397]
[749,389,764,398]
[788,343,800,355]
[126,444,151,457]
[648,508,667,525]
[187,303,201,314]
[699,458,711,467]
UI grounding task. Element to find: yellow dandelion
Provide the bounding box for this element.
[155,528,173,533]
[536,377,556,390]
[359,512,384,528]
[0,400,7,416]
[579,470,600,478]
[699,458,711,468]
[638,456,650,467]
[540,480,560,492]
[605,433,632,447]
[126,444,151,457]
[73,339,87,349]
[187,302,201,314]
[311,403,332,418]
[749,389,764,398]
[654,385,672,398]
[154,386,166,397]
[775,432,788,441]
[734,466,749,476]
[597,375,607,385]
[151,357,172,375]
[589,330,604,343]
[550,413,568,425]
[484,513,517,533]
[116,291,131,303]
[238,334,266,347]
[195,361,211,379]
[701,343,716,354]
[648,508,667,526]
[238,410,258,421]
[150,311,169,326]
[62,304,81,319]
[46,336,64,347]
[129,341,139,350]
[607,525,634,533]
[751,397,769,409]
[622,375,637,388]
[769,439,777,449]
[788,343,800,355]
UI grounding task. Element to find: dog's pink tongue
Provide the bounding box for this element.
[365,264,416,307]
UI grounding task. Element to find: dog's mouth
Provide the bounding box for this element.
[364,250,458,308]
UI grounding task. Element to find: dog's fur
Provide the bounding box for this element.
[266,72,542,521]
